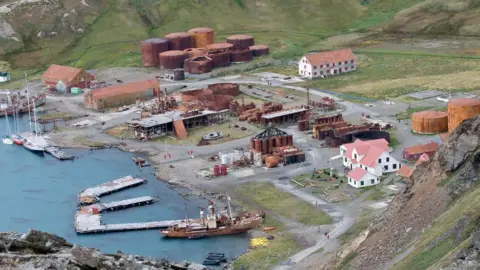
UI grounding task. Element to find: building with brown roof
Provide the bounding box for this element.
[402,142,438,161]
[84,79,160,110]
[42,64,95,91]
[298,48,356,79]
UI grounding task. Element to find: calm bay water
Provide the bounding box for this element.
[0,116,249,263]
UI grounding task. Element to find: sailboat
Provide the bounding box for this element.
[23,80,44,155]
[2,105,13,145]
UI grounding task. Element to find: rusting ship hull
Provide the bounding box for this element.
[161,226,252,238]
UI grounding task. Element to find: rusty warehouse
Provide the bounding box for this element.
[42,64,95,91]
[84,79,160,110]
[128,109,228,140]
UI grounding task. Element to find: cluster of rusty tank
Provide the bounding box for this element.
[250,135,293,155]
[180,83,240,111]
[229,100,256,117]
[238,102,283,123]
[141,27,269,73]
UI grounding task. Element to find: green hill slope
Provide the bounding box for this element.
[0,0,426,69]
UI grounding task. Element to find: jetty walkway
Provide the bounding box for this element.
[75,176,195,234]
[45,146,74,160]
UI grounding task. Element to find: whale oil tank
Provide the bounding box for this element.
[229,48,253,62]
[184,47,208,58]
[188,27,214,48]
[448,98,480,132]
[184,56,213,74]
[206,43,234,52]
[164,32,192,51]
[250,45,269,57]
[227,34,254,48]
[207,50,231,68]
[412,111,448,134]
[141,38,169,67]
[159,50,187,70]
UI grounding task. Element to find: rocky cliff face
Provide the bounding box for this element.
[348,115,480,270]
[0,229,207,270]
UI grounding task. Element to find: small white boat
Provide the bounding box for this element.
[23,141,44,155]
[2,136,13,145]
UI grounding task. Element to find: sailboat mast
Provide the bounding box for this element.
[184,201,190,225]
[25,73,32,134]
[226,193,234,224]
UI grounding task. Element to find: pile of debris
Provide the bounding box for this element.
[229,100,256,116]
[0,229,207,270]
[309,97,336,111]
[138,96,178,115]
[237,102,283,123]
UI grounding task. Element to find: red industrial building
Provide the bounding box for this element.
[42,64,95,91]
[84,79,160,110]
[402,142,438,161]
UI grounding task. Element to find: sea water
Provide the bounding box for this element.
[0,116,249,263]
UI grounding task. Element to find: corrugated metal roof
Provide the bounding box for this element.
[405,142,438,156]
[42,64,82,83]
[89,79,159,99]
[304,48,356,66]
[128,114,172,128]
[262,108,308,119]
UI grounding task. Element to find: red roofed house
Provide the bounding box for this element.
[340,139,401,188]
[402,142,438,161]
[84,79,160,110]
[42,64,95,92]
[298,48,356,79]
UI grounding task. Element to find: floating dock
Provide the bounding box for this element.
[45,146,74,160]
[78,176,147,200]
[88,196,158,212]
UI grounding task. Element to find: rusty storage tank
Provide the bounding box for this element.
[411,111,448,134]
[207,50,231,68]
[229,48,253,62]
[173,68,185,81]
[184,56,213,74]
[250,138,255,150]
[261,139,268,154]
[254,139,262,152]
[207,83,240,96]
[250,45,269,57]
[267,138,274,153]
[264,155,280,168]
[448,98,480,132]
[286,135,293,146]
[205,95,233,111]
[188,27,215,48]
[226,34,254,48]
[164,32,192,51]
[184,47,208,58]
[141,38,170,67]
[180,88,212,102]
[206,43,234,52]
[159,50,187,69]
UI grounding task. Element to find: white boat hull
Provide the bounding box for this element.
[2,138,13,145]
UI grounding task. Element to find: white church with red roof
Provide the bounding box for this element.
[340,139,401,188]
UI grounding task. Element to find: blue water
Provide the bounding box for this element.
[0,116,249,263]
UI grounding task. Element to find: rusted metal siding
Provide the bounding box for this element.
[229,48,253,62]
[207,83,239,96]
[184,56,213,74]
[207,51,231,68]
[250,45,269,57]
[141,38,169,67]
[226,34,254,49]
[205,95,232,111]
[180,89,212,102]
[411,111,448,134]
[159,50,187,69]
[448,98,480,132]
[188,27,214,48]
[206,43,233,52]
[92,88,156,110]
[164,32,192,51]
[184,48,208,58]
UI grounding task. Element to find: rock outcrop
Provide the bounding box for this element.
[348,115,480,270]
[0,229,208,270]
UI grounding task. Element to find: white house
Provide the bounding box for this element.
[298,48,356,79]
[340,139,401,188]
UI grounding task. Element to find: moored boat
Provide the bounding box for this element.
[2,136,13,145]
[160,196,263,238]
[23,141,44,155]
[12,135,24,145]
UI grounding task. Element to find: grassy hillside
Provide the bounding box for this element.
[385,0,480,35]
[0,0,429,71]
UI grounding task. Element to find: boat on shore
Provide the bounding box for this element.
[160,196,263,238]
[23,140,44,155]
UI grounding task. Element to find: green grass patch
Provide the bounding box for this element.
[235,182,332,225]
[339,208,374,245]
[38,112,72,121]
[365,188,385,201]
[73,137,107,148]
[396,107,432,120]
[388,129,401,148]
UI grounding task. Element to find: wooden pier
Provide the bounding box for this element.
[90,196,158,212]
[78,176,147,200]
[45,146,74,160]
